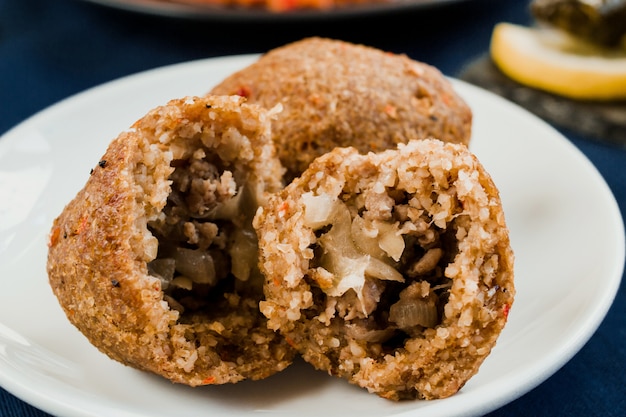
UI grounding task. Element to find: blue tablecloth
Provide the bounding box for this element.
[1,0,624,415]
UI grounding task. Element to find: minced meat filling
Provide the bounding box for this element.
[147,148,261,316]
[304,191,457,349]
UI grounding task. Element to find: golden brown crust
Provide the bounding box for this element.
[210,37,473,180]
[254,139,514,400]
[47,95,294,386]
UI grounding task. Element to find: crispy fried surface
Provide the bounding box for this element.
[254,139,514,400]
[47,95,294,385]
[210,37,473,180]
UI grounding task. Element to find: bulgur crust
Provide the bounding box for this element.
[47,95,295,386]
[210,37,473,181]
[254,139,515,400]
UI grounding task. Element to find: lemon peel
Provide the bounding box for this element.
[490,22,626,101]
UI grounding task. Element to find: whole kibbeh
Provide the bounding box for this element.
[210,37,473,180]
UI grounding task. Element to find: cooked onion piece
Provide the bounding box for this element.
[47,95,294,386]
[254,139,515,400]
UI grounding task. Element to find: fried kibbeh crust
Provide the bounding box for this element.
[47,95,295,385]
[254,139,514,400]
[210,37,473,180]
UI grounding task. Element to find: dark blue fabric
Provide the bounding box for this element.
[1,0,624,415]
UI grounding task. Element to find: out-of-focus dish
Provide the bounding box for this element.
[490,22,626,101]
[531,0,626,48]
[463,0,626,147]
[77,0,469,19]
[0,55,623,417]
[175,0,391,13]
[490,0,626,101]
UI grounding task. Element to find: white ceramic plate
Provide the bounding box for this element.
[0,55,623,417]
[79,0,467,20]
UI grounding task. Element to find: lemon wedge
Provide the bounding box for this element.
[490,22,626,101]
